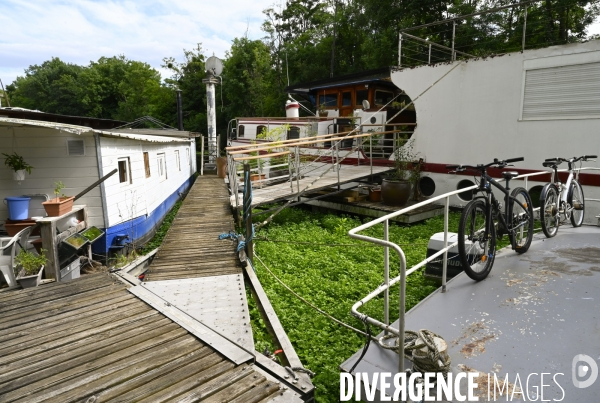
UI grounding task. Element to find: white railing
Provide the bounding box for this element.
[347,166,599,373]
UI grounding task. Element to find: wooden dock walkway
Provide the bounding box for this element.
[0,274,290,402]
[145,176,241,281]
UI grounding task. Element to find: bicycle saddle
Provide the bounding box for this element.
[501,171,519,179]
[542,161,557,168]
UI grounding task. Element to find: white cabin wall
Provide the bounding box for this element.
[0,126,103,226]
[391,41,600,219]
[391,40,600,171]
[99,136,194,228]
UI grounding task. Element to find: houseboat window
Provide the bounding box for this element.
[175,150,181,171]
[319,93,338,108]
[67,139,85,156]
[143,152,151,178]
[374,90,395,107]
[256,125,266,138]
[238,125,245,138]
[287,126,300,140]
[118,158,131,184]
[157,153,167,181]
[356,90,368,106]
[522,61,600,120]
[342,91,352,106]
[186,148,190,166]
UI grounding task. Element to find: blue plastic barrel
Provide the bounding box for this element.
[4,197,31,220]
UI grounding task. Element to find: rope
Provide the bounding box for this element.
[253,253,369,337]
[255,237,431,247]
[218,231,246,252]
[254,252,451,380]
[378,329,451,377]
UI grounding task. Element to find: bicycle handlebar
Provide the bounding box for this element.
[446,157,524,173]
[545,155,597,164]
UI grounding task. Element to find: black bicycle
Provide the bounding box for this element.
[539,155,596,237]
[447,158,534,281]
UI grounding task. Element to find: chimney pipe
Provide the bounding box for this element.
[176,89,184,131]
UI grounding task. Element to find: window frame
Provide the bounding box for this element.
[143,152,151,178]
[157,153,167,182]
[117,157,132,185]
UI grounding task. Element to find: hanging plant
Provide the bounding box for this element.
[2,152,33,174]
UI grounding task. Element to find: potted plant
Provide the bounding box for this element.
[318,103,328,117]
[14,248,47,288]
[2,152,33,182]
[42,181,75,217]
[381,139,419,207]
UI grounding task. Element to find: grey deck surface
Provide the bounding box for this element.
[342,225,600,401]
[231,162,391,208]
[0,274,286,403]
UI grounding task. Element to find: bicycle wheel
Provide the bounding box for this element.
[458,199,496,281]
[540,184,559,238]
[509,187,534,253]
[568,180,585,227]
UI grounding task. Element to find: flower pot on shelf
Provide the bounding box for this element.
[381,179,411,207]
[42,197,74,217]
[4,219,40,237]
[16,266,44,289]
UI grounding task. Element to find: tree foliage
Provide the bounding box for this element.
[5,0,599,130]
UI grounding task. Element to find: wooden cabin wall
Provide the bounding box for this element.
[0,127,104,227]
[99,136,194,228]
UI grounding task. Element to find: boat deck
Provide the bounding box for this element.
[0,274,291,402]
[342,225,600,401]
[231,162,391,208]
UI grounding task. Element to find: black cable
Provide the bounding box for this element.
[348,317,372,374]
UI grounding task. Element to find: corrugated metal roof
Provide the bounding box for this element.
[0,117,191,143]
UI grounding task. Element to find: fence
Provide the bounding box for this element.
[347,166,599,373]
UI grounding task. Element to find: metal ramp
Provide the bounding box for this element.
[341,226,600,401]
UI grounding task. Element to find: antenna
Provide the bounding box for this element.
[206,56,223,76]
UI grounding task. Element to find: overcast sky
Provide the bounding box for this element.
[1,0,599,88]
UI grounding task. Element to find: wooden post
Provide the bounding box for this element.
[243,163,253,265]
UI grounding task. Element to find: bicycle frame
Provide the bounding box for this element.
[474,171,530,250]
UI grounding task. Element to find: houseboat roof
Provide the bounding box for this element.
[285,67,396,94]
[0,107,126,130]
[0,117,194,143]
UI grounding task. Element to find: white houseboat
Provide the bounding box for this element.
[0,108,197,256]
[228,39,600,223]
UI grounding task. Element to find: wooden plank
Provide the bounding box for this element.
[122,356,233,403]
[0,328,189,402]
[0,303,155,358]
[0,293,137,343]
[228,380,281,403]
[244,264,314,392]
[174,366,254,403]
[93,348,216,402]
[45,338,207,403]
[199,372,267,403]
[0,318,176,387]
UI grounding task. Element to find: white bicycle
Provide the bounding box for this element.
[539,155,596,238]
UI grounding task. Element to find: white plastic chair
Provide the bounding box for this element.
[0,226,35,289]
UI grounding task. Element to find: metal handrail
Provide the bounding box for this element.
[347,166,599,374]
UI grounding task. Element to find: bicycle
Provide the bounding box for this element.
[446,157,534,281]
[539,155,597,237]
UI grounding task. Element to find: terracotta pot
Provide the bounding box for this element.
[368,188,382,202]
[250,174,266,182]
[216,157,227,179]
[42,197,74,217]
[4,219,39,236]
[381,179,411,207]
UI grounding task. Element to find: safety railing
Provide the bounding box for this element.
[347,166,599,374]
